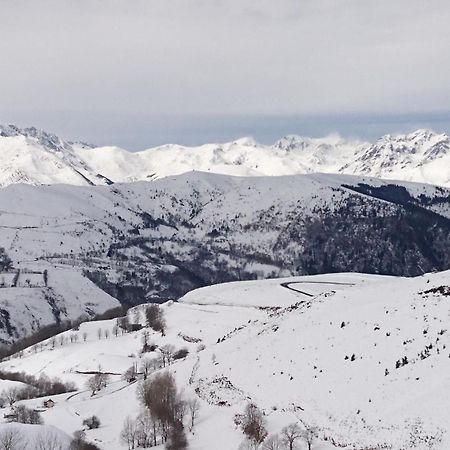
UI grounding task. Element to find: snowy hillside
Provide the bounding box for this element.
[1,271,449,449]
[0,266,119,343]
[0,171,449,341]
[1,125,450,188]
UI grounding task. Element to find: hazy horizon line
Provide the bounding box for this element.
[2,111,450,151]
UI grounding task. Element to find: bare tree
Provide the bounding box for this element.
[301,425,318,450]
[137,372,180,442]
[113,325,119,337]
[121,416,138,450]
[135,409,157,448]
[262,434,281,450]
[145,305,166,335]
[140,358,153,380]
[241,403,267,446]
[166,421,188,450]
[141,330,151,352]
[14,404,42,424]
[0,427,26,450]
[3,388,18,407]
[281,423,302,450]
[187,398,200,431]
[160,344,176,367]
[36,430,64,450]
[86,373,109,396]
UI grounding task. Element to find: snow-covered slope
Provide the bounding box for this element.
[0,266,120,344]
[1,125,450,188]
[2,271,450,449]
[0,125,112,188]
[0,170,449,341]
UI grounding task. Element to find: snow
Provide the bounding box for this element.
[1,124,450,188]
[0,271,449,449]
[0,422,72,449]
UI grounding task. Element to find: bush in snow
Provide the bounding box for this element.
[83,415,101,430]
[13,404,43,425]
[172,348,189,361]
[0,247,12,272]
[70,430,102,450]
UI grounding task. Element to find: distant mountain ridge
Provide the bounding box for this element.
[0,125,449,188]
[0,170,449,341]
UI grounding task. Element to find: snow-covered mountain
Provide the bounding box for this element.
[0,170,449,342]
[1,125,450,188]
[1,270,450,449]
[0,125,112,188]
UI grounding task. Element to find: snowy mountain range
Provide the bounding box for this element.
[0,170,449,342]
[1,125,450,188]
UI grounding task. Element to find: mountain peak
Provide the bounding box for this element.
[0,126,449,188]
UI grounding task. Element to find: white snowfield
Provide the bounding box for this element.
[1,271,449,449]
[1,124,450,188]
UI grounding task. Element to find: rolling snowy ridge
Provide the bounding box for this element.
[1,125,450,188]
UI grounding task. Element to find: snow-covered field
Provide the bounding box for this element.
[1,271,449,449]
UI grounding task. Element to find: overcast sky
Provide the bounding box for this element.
[1,0,450,149]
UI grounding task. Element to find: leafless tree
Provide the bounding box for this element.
[281,423,302,450]
[135,409,157,448]
[140,358,153,380]
[187,398,200,431]
[112,325,119,337]
[0,427,26,450]
[241,403,267,446]
[141,330,150,352]
[14,404,42,424]
[86,373,109,395]
[137,372,180,442]
[36,430,64,450]
[262,434,282,450]
[3,389,19,407]
[121,416,138,450]
[145,305,166,335]
[160,344,176,367]
[301,425,318,450]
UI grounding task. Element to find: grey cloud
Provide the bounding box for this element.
[1,0,450,146]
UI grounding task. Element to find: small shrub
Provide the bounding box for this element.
[83,415,101,429]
